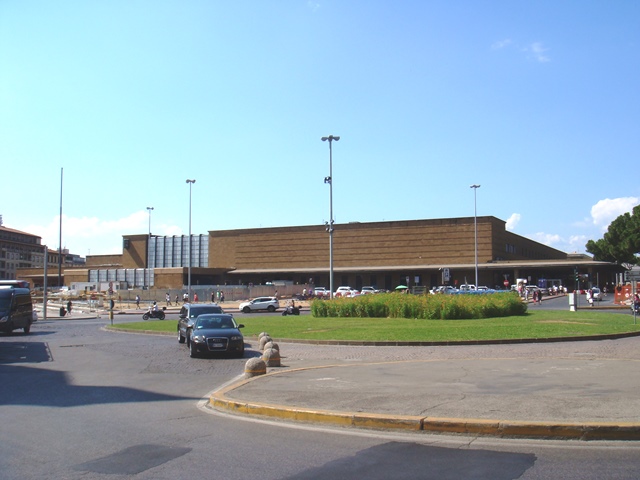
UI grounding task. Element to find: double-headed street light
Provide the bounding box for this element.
[186,179,196,302]
[321,135,339,299]
[470,184,480,288]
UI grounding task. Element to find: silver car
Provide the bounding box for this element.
[238,296,280,313]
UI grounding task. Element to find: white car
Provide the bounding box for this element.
[238,296,280,313]
[334,286,358,297]
[360,286,378,295]
[313,287,329,297]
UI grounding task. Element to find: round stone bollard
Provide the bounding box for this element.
[244,357,267,378]
[263,341,279,352]
[259,335,272,351]
[258,332,269,340]
[262,347,281,367]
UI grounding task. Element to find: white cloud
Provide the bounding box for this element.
[17,211,183,256]
[567,235,588,253]
[505,213,521,231]
[531,232,561,246]
[590,197,639,231]
[492,38,512,50]
[522,42,550,63]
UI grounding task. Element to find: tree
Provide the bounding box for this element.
[586,205,640,265]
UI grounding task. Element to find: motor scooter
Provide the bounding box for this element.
[143,306,166,320]
[282,305,300,316]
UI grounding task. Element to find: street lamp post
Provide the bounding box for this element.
[470,184,480,288]
[186,179,196,302]
[321,135,339,299]
[146,206,153,296]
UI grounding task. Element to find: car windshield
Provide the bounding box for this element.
[189,306,222,318]
[197,317,235,329]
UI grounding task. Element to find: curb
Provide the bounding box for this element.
[209,365,640,441]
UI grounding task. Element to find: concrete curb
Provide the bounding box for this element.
[209,365,640,441]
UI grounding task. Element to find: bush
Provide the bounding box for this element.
[311,291,526,320]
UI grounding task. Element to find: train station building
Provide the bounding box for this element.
[20,215,620,294]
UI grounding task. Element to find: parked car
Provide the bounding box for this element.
[187,314,245,358]
[432,286,458,294]
[458,284,476,292]
[360,286,379,295]
[238,296,279,313]
[334,286,359,297]
[177,303,226,344]
[313,287,329,297]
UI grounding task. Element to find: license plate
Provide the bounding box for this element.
[212,343,223,348]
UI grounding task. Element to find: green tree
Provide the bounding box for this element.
[586,205,640,265]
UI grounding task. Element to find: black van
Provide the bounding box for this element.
[0,286,34,334]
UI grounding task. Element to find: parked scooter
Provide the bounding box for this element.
[143,304,166,320]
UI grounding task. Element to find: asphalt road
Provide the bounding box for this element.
[1,315,640,479]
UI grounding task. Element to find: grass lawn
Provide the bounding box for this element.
[109,309,640,343]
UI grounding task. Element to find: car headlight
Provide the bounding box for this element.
[0,315,7,323]
[230,335,242,341]
[191,334,206,343]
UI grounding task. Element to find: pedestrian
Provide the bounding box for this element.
[183,292,188,303]
[587,289,594,307]
[66,300,72,316]
[165,292,171,306]
[220,291,225,303]
[135,295,140,309]
[194,292,198,303]
[175,294,180,305]
[211,291,215,303]
[532,290,538,305]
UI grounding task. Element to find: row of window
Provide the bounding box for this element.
[148,235,209,268]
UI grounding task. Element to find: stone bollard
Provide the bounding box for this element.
[258,332,269,340]
[244,358,267,378]
[259,335,272,351]
[262,347,281,367]
[263,341,279,352]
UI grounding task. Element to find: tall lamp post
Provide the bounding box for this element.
[186,179,196,302]
[470,184,480,288]
[321,135,339,299]
[146,206,154,296]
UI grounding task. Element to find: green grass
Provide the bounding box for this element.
[109,310,640,342]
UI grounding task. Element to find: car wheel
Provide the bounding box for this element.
[242,306,251,313]
[189,341,198,358]
[237,346,245,358]
[23,323,31,334]
[267,305,275,312]
[178,328,185,344]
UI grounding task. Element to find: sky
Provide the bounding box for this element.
[1,1,639,257]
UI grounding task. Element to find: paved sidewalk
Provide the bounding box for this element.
[210,335,640,440]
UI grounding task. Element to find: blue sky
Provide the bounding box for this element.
[1,1,638,256]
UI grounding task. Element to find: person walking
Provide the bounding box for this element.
[135,295,140,309]
[165,292,171,306]
[66,300,72,316]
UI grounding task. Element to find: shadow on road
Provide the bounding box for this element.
[0,362,200,407]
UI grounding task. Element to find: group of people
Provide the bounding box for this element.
[135,290,225,309]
